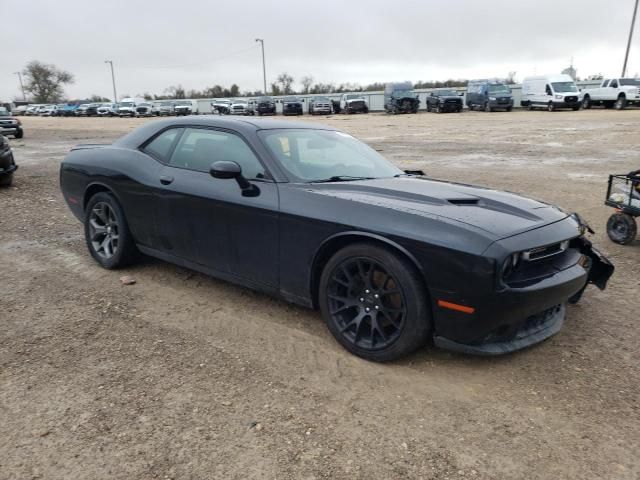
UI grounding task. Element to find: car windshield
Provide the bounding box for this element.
[284,97,300,102]
[392,90,414,97]
[257,96,272,102]
[234,100,247,104]
[0,107,9,115]
[139,103,152,107]
[488,84,511,94]
[346,94,363,100]
[314,97,330,102]
[620,78,640,86]
[551,82,578,93]
[258,129,402,182]
[160,101,173,106]
[175,101,191,106]
[436,90,457,96]
[120,102,133,107]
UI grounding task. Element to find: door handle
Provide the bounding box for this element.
[159,175,174,185]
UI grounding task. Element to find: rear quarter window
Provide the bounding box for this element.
[143,128,182,162]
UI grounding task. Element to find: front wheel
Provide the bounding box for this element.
[548,102,555,112]
[582,96,591,109]
[14,129,24,139]
[85,192,139,268]
[319,243,431,362]
[484,102,492,112]
[0,174,13,187]
[607,213,637,245]
[615,96,627,110]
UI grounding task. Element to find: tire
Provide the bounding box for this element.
[0,174,13,187]
[319,242,431,362]
[436,105,442,113]
[582,96,591,109]
[84,192,139,269]
[615,96,627,110]
[607,213,637,245]
[527,103,534,111]
[506,106,513,112]
[484,102,492,112]
[572,105,580,111]
[14,129,24,139]
[548,102,555,112]
[363,107,369,114]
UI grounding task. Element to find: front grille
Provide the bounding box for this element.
[565,96,578,103]
[522,241,569,261]
[445,99,459,104]
[497,97,510,104]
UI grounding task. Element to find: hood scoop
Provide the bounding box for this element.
[448,198,480,206]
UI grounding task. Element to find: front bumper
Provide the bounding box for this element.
[1,126,21,136]
[431,233,613,355]
[0,149,17,177]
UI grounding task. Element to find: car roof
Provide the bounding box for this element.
[115,116,336,148]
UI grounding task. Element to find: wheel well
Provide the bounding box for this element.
[618,92,626,99]
[583,94,590,99]
[310,234,426,308]
[83,184,113,211]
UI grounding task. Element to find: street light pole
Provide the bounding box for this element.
[622,0,639,77]
[104,60,118,102]
[13,72,26,101]
[255,38,267,94]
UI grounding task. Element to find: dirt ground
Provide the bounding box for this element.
[1,111,639,480]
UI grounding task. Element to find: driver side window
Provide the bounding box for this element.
[169,128,266,179]
[610,80,618,88]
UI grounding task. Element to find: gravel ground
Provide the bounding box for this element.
[1,111,639,480]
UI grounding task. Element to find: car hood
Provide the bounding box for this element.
[307,177,568,240]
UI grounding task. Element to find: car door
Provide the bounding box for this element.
[155,127,280,287]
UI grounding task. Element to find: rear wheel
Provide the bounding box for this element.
[484,102,492,112]
[84,192,139,269]
[527,103,534,111]
[615,96,627,110]
[319,243,431,362]
[607,213,637,245]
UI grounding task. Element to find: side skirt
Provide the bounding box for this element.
[136,245,313,309]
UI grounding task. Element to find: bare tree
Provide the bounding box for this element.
[164,85,186,99]
[301,76,313,94]
[22,61,74,103]
[277,73,294,94]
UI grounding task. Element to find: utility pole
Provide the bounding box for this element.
[622,0,639,77]
[13,72,26,101]
[104,60,118,102]
[255,38,267,94]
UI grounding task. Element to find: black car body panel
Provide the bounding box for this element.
[0,135,18,180]
[59,117,613,355]
[254,97,276,115]
[427,90,464,113]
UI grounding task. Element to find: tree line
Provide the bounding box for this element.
[14,61,524,103]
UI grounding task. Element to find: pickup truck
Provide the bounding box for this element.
[581,78,640,110]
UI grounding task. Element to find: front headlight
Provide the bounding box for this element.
[555,94,563,100]
[501,253,521,278]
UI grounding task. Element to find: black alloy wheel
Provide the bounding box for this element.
[85,192,138,268]
[319,243,431,361]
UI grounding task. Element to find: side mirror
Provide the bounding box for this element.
[210,161,259,197]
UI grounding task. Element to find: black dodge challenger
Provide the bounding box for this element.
[60,117,613,361]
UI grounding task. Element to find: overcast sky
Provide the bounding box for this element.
[2,0,639,101]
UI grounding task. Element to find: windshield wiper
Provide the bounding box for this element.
[309,175,376,183]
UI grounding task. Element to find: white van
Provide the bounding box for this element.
[521,74,581,111]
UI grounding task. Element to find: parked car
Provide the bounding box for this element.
[12,105,29,116]
[581,78,640,110]
[25,105,43,116]
[60,104,80,117]
[36,105,52,115]
[118,97,146,117]
[340,94,369,114]
[97,103,119,117]
[154,101,176,116]
[0,133,18,187]
[40,105,60,116]
[282,96,304,116]
[75,104,91,116]
[252,96,276,116]
[229,99,249,115]
[384,82,420,114]
[426,90,464,113]
[211,99,232,115]
[135,102,154,117]
[0,106,24,138]
[309,96,333,115]
[174,100,198,116]
[83,103,102,117]
[521,74,581,111]
[59,117,613,361]
[466,80,514,112]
